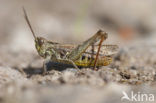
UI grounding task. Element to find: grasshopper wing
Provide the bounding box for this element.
[85,45,119,56]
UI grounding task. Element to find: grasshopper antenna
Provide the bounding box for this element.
[23,7,36,39]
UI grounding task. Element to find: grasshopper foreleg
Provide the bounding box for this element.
[43,56,51,75]
[42,49,58,75]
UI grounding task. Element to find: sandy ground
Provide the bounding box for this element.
[0,40,156,103]
[1,0,156,103]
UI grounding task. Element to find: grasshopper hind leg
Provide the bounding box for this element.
[93,35,105,70]
[67,30,108,70]
[67,30,108,61]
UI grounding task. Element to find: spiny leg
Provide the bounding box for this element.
[67,59,79,69]
[93,35,105,70]
[67,30,108,61]
[59,59,80,71]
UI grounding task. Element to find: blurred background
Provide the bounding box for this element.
[1,0,156,53]
[1,1,156,103]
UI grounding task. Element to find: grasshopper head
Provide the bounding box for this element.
[35,37,49,58]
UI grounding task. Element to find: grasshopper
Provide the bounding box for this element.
[23,8,118,74]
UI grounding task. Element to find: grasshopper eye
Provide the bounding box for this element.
[40,39,44,43]
[37,38,44,46]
